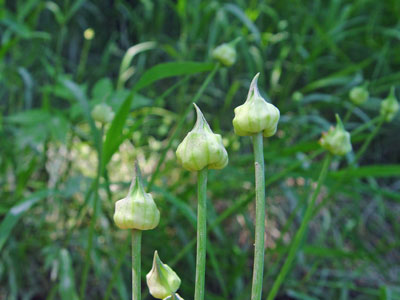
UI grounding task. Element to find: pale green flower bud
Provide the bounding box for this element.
[232,73,280,137]
[91,103,114,124]
[212,43,236,67]
[319,114,352,156]
[349,86,369,105]
[176,104,228,172]
[146,251,181,299]
[113,162,160,230]
[380,87,399,122]
[84,28,95,40]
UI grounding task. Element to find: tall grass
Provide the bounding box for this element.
[1,0,400,299]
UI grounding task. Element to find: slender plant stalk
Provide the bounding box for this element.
[195,168,208,300]
[80,125,104,298]
[131,229,142,300]
[311,116,385,218]
[354,116,384,163]
[77,37,92,82]
[147,63,220,191]
[251,132,266,300]
[266,154,332,300]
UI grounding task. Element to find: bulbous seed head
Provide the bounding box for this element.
[91,103,114,124]
[113,162,160,230]
[176,104,228,172]
[232,73,280,137]
[349,86,369,106]
[146,251,181,299]
[380,87,399,122]
[319,114,352,156]
[212,43,237,67]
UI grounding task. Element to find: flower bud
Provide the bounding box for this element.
[349,86,369,105]
[212,43,236,67]
[232,73,280,137]
[146,251,181,299]
[380,87,399,122]
[84,28,95,40]
[176,104,228,172]
[319,114,352,156]
[113,162,160,230]
[91,103,114,124]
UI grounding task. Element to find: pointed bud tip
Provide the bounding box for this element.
[248,73,261,99]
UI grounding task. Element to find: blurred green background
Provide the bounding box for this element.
[1,0,400,299]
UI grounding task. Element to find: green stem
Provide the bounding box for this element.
[266,154,332,300]
[77,38,92,82]
[194,168,208,300]
[354,117,384,163]
[311,117,385,218]
[147,63,220,191]
[350,116,381,137]
[132,229,142,300]
[343,106,354,123]
[80,125,104,298]
[251,132,266,300]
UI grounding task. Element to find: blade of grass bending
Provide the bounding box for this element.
[103,62,216,169]
[266,154,332,300]
[147,63,220,191]
[0,189,54,252]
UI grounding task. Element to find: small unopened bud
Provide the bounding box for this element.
[146,251,181,299]
[292,91,303,102]
[349,86,369,106]
[319,114,352,156]
[233,73,280,137]
[113,162,160,230]
[176,104,228,172]
[380,87,399,122]
[211,37,241,67]
[91,103,114,124]
[212,41,237,67]
[84,28,95,40]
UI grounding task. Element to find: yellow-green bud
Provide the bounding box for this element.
[232,73,280,137]
[91,103,114,124]
[319,114,352,156]
[113,162,160,230]
[84,28,95,40]
[212,43,236,67]
[380,87,399,122]
[176,104,228,172]
[146,251,181,299]
[349,86,369,105]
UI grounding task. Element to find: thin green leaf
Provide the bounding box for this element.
[59,249,79,300]
[0,190,53,252]
[103,61,215,166]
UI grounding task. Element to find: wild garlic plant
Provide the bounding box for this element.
[232,73,280,300]
[176,104,228,300]
[113,162,160,300]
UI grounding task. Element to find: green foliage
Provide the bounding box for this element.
[1,0,400,299]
